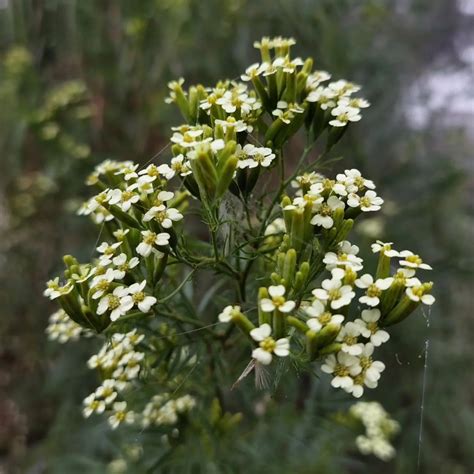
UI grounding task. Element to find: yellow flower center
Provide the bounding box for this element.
[260,337,276,353]
[319,312,332,325]
[367,284,381,298]
[360,196,371,208]
[108,295,120,310]
[360,356,372,370]
[132,291,145,303]
[344,335,357,346]
[406,255,422,265]
[328,288,342,300]
[367,322,378,334]
[144,233,157,245]
[334,364,349,377]
[272,296,286,308]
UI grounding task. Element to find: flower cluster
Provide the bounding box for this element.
[46,309,85,343]
[44,37,434,456]
[142,393,196,428]
[83,330,144,427]
[350,401,400,461]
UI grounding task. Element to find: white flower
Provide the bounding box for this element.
[328,79,361,96]
[108,401,135,429]
[312,278,355,310]
[306,85,337,109]
[97,286,133,322]
[91,268,117,299]
[241,62,268,81]
[323,250,363,271]
[329,103,361,127]
[337,322,364,355]
[171,129,207,148]
[115,163,139,180]
[215,117,252,133]
[250,323,290,365]
[306,70,331,90]
[120,280,157,313]
[136,230,170,257]
[272,101,304,124]
[44,277,73,300]
[359,343,385,383]
[264,218,286,236]
[108,188,140,212]
[354,309,390,346]
[371,240,400,258]
[82,393,105,418]
[238,145,275,169]
[143,205,183,228]
[321,352,362,389]
[218,305,241,323]
[310,196,345,229]
[95,379,118,405]
[405,280,435,305]
[355,274,393,307]
[158,154,192,179]
[398,251,432,270]
[347,190,384,212]
[336,168,375,192]
[96,241,122,266]
[260,285,296,313]
[306,300,344,332]
[111,253,139,279]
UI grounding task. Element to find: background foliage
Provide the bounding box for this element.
[0,0,473,472]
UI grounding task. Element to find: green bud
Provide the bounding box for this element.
[318,342,342,356]
[332,207,345,230]
[376,252,391,279]
[216,156,238,198]
[306,329,319,360]
[287,315,308,333]
[270,272,281,285]
[282,249,297,288]
[216,140,237,172]
[382,296,419,327]
[188,86,200,123]
[264,118,285,143]
[252,76,271,112]
[314,323,341,349]
[333,219,354,244]
[290,209,305,252]
[232,310,255,338]
[273,309,286,339]
[258,287,271,325]
[107,205,141,229]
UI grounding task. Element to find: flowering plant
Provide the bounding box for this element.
[44,36,434,462]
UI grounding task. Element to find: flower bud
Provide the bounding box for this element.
[258,287,272,325]
[282,249,297,288]
[216,155,238,198]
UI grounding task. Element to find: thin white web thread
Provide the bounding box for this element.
[417,307,431,472]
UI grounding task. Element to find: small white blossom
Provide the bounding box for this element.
[355,274,393,307]
[371,241,401,257]
[250,323,290,365]
[136,230,170,257]
[120,280,157,313]
[354,309,390,346]
[321,352,362,389]
[312,278,355,310]
[260,285,296,313]
[398,251,432,270]
[218,305,241,323]
[108,401,135,429]
[310,196,345,229]
[347,190,384,212]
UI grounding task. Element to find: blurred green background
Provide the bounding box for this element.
[1,0,473,472]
